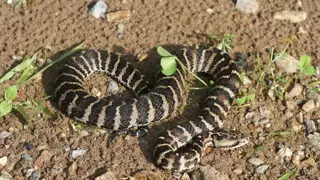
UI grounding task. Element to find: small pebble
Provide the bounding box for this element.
[206,8,214,14]
[117,23,125,39]
[95,171,117,180]
[95,171,116,180]
[268,88,276,101]
[306,88,320,107]
[34,150,52,168]
[179,173,190,180]
[0,156,8,168]
[302,100,315,112]
[286,100,297,110]
[30,171,40,180]
[0,131,12,139]
[248,157,264,166]
[235,0,259,14]
[305,119,316,135]
[25,168,35,178]
[21,153,32,161]
[259,106,270,117]
[277,145,293,159]
[298,26,308,34]
[107,10,131,22]
[292,119,303,132]
[233,168,243,175]
[292,149,305,166]
[68,162,78,177]
[25,142,34,151]
[91,87,102,97]
[70,149,87,159]
[88,0,108,19]
[255,164,269,174]
[274,54,299,74]
[80,130,89,137]
[242,75,252,87]
[0,172,13,180]
[12,55,23,61]
[286,83,303,98]
[59,133,67,139]
[107,81,120,94]
[307,132,320,149]
[273,10,307,23]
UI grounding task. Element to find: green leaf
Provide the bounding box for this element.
[5,85,17,101]
[15,104,30,121]
[160,56,177,76]
[207,34,217,39]
[303,65,316,76]
[14,54,37,72]
[247,94,255,103]
[42,106,56,118]
[0,71,15,83]
[0,100,13,117]
[236,96,246,105]
[16,64,36,85]
[209,80,215,87]
[278,168,296,180]
[216,43,223,50]
[298,55,311,68]
[271,131,293,138]
[157,46,173,57]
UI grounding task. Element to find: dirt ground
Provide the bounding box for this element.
[0,0,320,179]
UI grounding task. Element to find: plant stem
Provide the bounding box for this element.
[174,56,208,87]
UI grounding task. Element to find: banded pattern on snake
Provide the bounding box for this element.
[54,48,249,172]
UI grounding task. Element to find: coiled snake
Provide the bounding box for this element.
[54,48,249,172]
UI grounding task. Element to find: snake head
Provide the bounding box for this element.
[210,130,249,150]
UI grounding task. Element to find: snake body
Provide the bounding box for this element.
[54,48,248,172]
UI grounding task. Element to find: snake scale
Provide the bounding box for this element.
[54,48,249,172]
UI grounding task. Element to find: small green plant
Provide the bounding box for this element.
[207,33,236,52]
[236,93,255,106]
[278,168,296,180]
[297,55,316,76]
[0,42,83,120]
[157,46,208,86]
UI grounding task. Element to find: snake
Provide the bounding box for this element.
[53,48,249,173]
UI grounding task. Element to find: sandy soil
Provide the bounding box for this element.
[0,0,319,179]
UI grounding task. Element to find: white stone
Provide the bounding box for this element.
[206,8,214,14]
[286,83,303,98]
[277,145,293,158]
[107,81,120,94]
[302,100,315,112]
[70,149,87,159]
[0,156,8,167]
[235,0,259,14]
[255,164,269,174]
[95,171,116,180]
[273,10,307,23]
[274,54,299,74]
[88,0,107,19]
[248,157,264,166]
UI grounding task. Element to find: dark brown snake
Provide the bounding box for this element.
[54,48,249,173]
